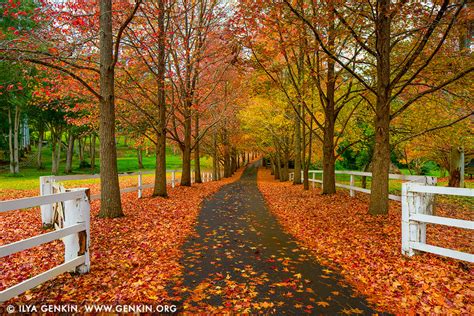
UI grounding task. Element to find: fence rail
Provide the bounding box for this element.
[401,182,473,263]
[40,170,214,225]
[289,170,435,201]
[3,169,218,302]
[0,189,90,302]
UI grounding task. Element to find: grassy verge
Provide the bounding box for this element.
[0,143,211,190]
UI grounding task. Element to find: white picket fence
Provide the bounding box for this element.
[40,170,214,226]
[289,170,436,201]
[0,188,90,303]
[402,183,473,262]
[289,169,473,262]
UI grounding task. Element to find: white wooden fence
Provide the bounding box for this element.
[40,170,214,226]
[0,188,90,302]
[289,169,473,262]
[289,170,436,201]
[402,183,473,262]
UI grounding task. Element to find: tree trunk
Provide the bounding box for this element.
[153,136,167,196]
[223,126,231,178]
[51,130,61,175]
[293,105,302,184]
[194,113,202,183]
[137,148,144,169]
[89,135,92,157]
[448,146,464,187]
[13,106,20,173]
[153,0,168,197]
[368,0,391,215]
[65,132,75,173]
[37,128,44,169]
[78,137,84,162]
[231,148,237,174]
[275,153,281,180]
[212,131,219,181]
[321,14,337,194]
[281,152,289,181]
[322,123,336,194]
[180,108,192,186]
[303,106,312,191]
[8,108,15,174]
[90,134,96,170]
[98,0,123,217]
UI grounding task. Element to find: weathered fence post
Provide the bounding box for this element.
[62,188,91,274]
[312,172,315,188]
[350,175,355,197]
[171,170,176,188]
[402,182,434,257]
[138,171,143,199]
[401,182,413,256]
[419,177,436,243]
[39,176,54,227]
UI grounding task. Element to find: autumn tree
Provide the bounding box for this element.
[284,0,473,214]
[0,0,143,217]
[237,0,363,193]
[166,0,238,185]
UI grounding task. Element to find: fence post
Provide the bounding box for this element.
[171,170,176,188]
[312,172,315,188]
[39,176,54,227]
[350,175,355,197]
[419,177,436,243]
[138,171,143,198]
[402,182,430,257]
[401,182,414,256]
[63,188,90,274]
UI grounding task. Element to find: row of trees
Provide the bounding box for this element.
[0,0,252,217]
[237,0,473,215]
[1,0,472,218]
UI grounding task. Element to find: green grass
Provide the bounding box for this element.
[0,142,212,190]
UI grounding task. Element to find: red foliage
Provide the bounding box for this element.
[257,168,473,314]
[1,170,243,307]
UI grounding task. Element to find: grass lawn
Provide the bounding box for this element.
[0,142,211,191]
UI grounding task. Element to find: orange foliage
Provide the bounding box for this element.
[1,170,243,307]
[257,168,473,314]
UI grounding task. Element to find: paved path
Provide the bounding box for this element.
[179,163,379,314]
